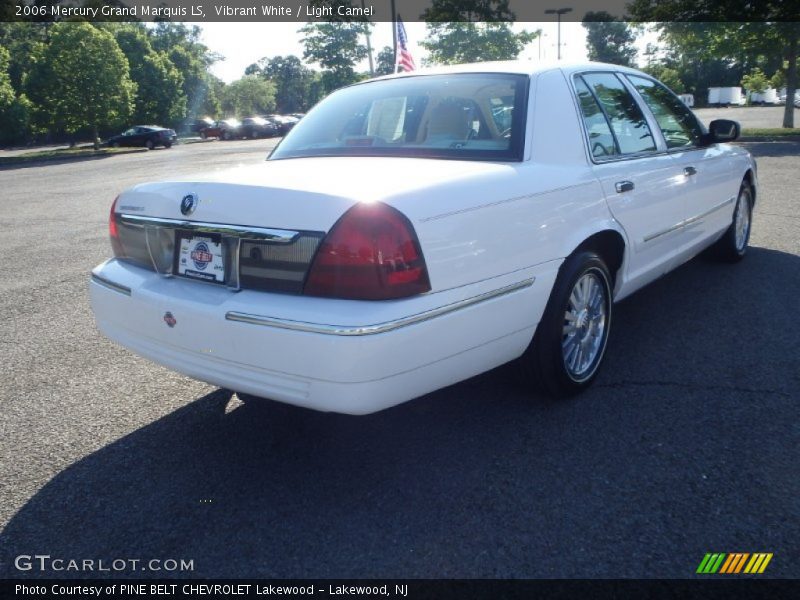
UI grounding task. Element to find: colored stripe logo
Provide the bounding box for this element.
[697,553,773,574]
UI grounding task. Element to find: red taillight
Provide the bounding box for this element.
[109,195,124,257]
[304,203,431,300]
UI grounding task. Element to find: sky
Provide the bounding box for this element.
[191,22,659,83]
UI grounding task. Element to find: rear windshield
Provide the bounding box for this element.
[270,73,528,162]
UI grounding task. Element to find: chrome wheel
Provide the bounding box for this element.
[562,271,608,381]
[734,188,751,252]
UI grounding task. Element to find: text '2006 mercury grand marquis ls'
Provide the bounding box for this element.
[90,61,756,414]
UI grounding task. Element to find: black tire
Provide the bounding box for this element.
[145,139,155,150]
[519,251,613,398]
[223,131,231,141]
[200,131,207,139]
[164,142,172,149]
[711,182,753,262]
[109,141,119,148]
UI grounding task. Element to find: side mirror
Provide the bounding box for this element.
[706,119,741,144]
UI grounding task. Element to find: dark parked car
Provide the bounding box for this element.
[200,119,242,140]
[262,114,298,135]
[106,126,177,149]
[188,117,215,134]
[240,117,280,139]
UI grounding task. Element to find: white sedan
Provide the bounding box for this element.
[90,61,756,414]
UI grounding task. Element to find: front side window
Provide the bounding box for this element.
[627,75,704,149]
[270,73,528,161]
[582,72,656,155]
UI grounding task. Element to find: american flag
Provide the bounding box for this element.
[395,16,416,72]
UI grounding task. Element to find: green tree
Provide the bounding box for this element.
[421,0,536,65]
[0,43,32,146]
[375,46,395,76]
[220,75,276,117]
[25,22,135,147]
[628,2,800,126]
[254,55,323,112]
[0,44,12,108]
[421,22,535,65]
[422,0,515,21]
[770,69,786,91]
[642,64,683,92]
[582,12,639,67]
[741,67,770,97]
[150,23,222,121]
[301,21,370,93]
[113,25,186,126]
[0,22,49,91]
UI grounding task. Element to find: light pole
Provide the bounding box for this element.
[545,7,572,60]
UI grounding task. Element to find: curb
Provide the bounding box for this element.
[0,147,149,168]
[738,136,800,142]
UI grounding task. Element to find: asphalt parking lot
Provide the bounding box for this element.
[694,105,799,129]
[0,137,798,579]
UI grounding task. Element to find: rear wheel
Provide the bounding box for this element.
[519,251,613,397]
[711,182,753,262]
[200,131,207,139]
[223,130,232,141]
[145,139,154,150]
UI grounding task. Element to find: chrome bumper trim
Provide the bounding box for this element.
[90,273,132,296]
[118,214,300,243]
[226,278,535,336]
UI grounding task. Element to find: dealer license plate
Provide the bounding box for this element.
[175,233,225,283]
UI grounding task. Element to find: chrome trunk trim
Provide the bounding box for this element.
[118,214,300,244]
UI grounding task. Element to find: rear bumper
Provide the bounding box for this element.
[90,259,559,414]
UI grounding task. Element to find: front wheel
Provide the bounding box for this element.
[711,182,753,262]
[145,139,154,150]
[519,251,613,398]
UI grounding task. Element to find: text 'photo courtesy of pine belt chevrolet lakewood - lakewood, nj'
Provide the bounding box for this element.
[89,61,756,415]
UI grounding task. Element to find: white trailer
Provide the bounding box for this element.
[708,87,746,106]
[748,88,779,104]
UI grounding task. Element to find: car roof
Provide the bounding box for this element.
[366,60,649,82]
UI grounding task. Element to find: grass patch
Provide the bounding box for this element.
[0,146,145,165]
[741,128,800,137]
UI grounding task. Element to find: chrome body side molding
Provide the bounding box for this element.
[226,278,535,336]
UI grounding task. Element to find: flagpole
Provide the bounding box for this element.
[361,0,374,76]
[391,0,398,73]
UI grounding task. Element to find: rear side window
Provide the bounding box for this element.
[627,75,704,149]
[574,77,618,159]
[581,72,656,155]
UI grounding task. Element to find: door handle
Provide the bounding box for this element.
[615,180,635,193]
[684,166,697,176]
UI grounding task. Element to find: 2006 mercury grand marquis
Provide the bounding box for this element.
[90,61,756,414]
